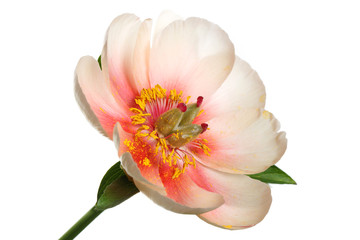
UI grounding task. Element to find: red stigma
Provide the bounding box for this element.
[177,103,187,112]
[197,96,204,107]
[201,123,208,134]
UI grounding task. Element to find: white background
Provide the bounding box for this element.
[1,0,359,239]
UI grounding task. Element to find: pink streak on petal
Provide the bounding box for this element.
[158,161,224,209]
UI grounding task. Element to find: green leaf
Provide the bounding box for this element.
[97,55,102,70]
[95,161,139,210]
[247,165,297,185]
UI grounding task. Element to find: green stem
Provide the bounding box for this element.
[59,206,103,240]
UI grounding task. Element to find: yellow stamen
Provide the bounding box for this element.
[130,113,151,119]
[149,130,158,140]
[197,109,204,117]
[172,168,181,179]
[155,141,160,155]
[135,98,146,111]
[129,108,143,114]
[135,132,149,138]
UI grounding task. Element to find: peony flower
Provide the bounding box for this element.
[75,12,287,229]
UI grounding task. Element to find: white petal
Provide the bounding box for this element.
[187,163,272,229]
[153,11,182,43]
[202,57,266,120]
[74,74,107,137]
[191,109,287,174]
[150,17,235,99]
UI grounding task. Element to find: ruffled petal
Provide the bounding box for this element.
[199,57,266,121]
[188,108,287,174]
[187,162,272,229]
[119,151,223,214]
[150,17,235,100]
[75,56,130,138]
[103,14,142,106]
[158,161,224,211]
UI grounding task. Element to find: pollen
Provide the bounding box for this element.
[262,110,271,119]
[259,94,266,103]
[99,107,107,113]
[142,157,151,167]
[223,225,232,229]
[123,139,135,151]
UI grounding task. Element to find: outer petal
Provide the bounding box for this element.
[150,17,235,100]
[75,75,106,137]
[158,161,224,211]
[199,57,266,121]
[75,56,130,138]
[188,162,272,229]
[119,151,223,214]
[188,109,287,174]
[102,14,143,106]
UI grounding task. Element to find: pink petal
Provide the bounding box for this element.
[102,14,143,106]
[113,122,162,186]
[149,17,235,100]
[119,151,223,214]
[200,57,266,121]
[75,56,130,138]
[188,162,272,229]
[189,108,287,174]
[158,161,224,210]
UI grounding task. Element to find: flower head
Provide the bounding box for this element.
[75,12,287,229]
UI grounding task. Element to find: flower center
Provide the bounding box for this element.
[123,84,211,179]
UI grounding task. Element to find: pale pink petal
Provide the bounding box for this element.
[200,57,266,121]
[75,56,130,138]
[153,11,182,42]
[119,151,223,214]
[103,14,142,106]
[158,161,224,210]
[187,162,272,229]
[188,109,287,174]
[150,17,235,100]
[132,19,152,92]
[75,76,107,137]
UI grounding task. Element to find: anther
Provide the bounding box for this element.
[177,103,187,112]
[200,123,208,134]
[196,96,204,107]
